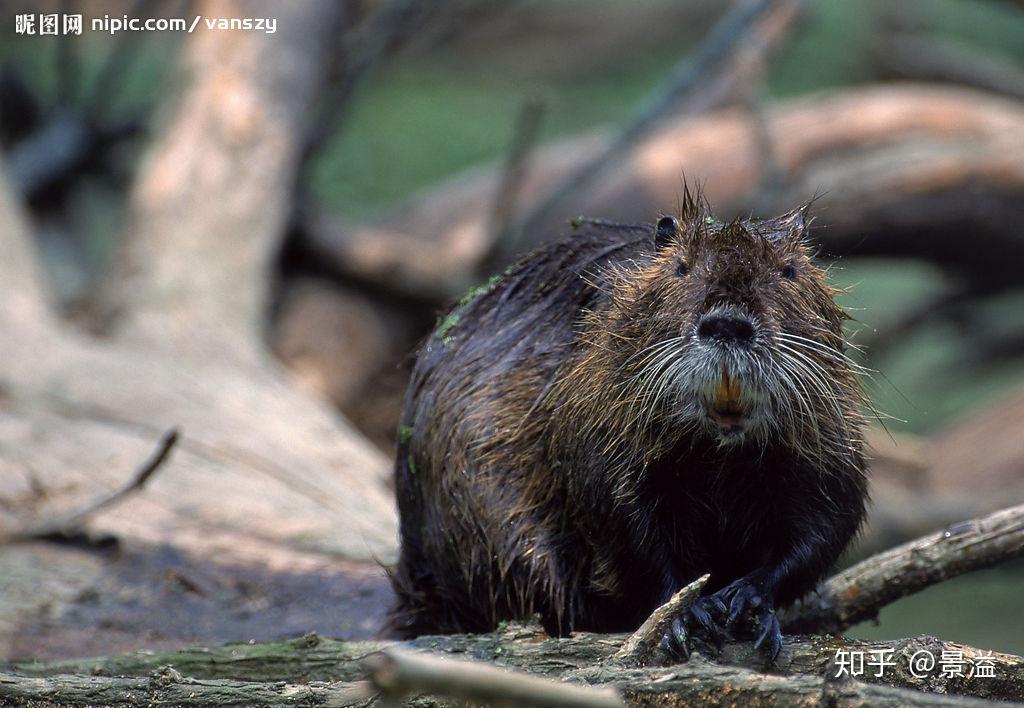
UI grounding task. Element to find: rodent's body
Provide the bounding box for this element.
[388,196,868,656]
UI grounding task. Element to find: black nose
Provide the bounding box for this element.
[697,314,755,345]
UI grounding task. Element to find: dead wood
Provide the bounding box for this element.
[0,429,177,544]
[101,0,348,355]
[367,646,625,708]
[4,630,1021,705]
[0,0,398,660]
[499,0,803,263]
[613,575,709,666]
[0,163,50,327]
[8,503,1024,704]
[783,503,1024,635]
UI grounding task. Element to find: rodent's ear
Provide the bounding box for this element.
[655,215,678,250]
[766,206,809,243]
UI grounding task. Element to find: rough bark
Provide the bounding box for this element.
[5,629,1022,705]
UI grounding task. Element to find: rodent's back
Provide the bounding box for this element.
[390,222,651,635]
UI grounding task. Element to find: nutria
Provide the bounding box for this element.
[387,189,868,660]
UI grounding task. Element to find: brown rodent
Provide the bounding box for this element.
[387,189,868,660]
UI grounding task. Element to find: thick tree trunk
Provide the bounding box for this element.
[0,0,398,660]
[103,0,342,356]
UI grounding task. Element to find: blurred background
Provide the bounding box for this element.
[0,0,1022,659]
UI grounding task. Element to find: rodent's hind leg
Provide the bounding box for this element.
[658,594,728,661]
[718,574,783,662]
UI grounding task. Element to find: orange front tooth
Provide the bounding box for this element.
[716,368,730,405]
[715,367,743,408]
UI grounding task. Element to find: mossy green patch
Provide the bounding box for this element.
[458,273,504,308]
[399,426,414,446]
[435,311,461,344]
[435,273,506,345]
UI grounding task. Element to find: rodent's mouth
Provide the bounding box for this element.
[706,366,748,434]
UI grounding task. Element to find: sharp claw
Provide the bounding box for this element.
[661,596,734,662]
[727,594,747,629]
[711,597,728,615]
[752,611,782,662]
[659,616,690,662]
[690,604,715,634]
[671,616,687,647]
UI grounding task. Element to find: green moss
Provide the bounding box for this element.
[436,311,461,344]
[398,425,414,445]
[435,273,506,345]
[459,273,503,308]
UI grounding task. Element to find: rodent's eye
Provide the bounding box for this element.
[781,262,797,280]
[655,215,678,250]
[675,260,689,277]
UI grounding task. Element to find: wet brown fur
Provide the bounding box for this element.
[387,189,869,643]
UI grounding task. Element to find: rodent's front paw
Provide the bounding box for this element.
[658,595,728,662]
[718,577,782,662]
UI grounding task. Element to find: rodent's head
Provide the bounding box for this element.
[582,191,862,455]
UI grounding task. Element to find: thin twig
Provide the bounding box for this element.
[783,502,1024,635]
[480,93,547,275]
[502,0,786,258]
[301,0,451,166]
[1,428,179,543]
[366,646,624,708]
[613,573,708,666]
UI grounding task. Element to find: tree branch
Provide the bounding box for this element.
[7,631,1021,705]
[502,0,801,260]
[783,503,1024,635]
[0,429,178,544]
[366,647,624,708]
[295,85,1024,307]
[875,32,1024,102]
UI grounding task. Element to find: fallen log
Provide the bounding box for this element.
[7,504,1024,705]
[4,628,1020,705]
